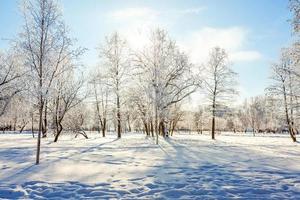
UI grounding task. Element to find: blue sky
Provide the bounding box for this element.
[0,0,294,102]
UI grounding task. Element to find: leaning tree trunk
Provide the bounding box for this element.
[144,121,149,136]
[283,85,297,142]
[19,120,28,133]
[54,121,63,142]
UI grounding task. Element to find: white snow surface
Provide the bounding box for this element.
[0,131,299,199]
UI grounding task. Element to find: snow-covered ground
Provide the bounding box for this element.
[0,131,299,199]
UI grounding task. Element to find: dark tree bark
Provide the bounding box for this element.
[42,101,48,138]
[19,120,28,133]
[117,96,121,138]
[31,112,35,138]
[102,118,106,137]
[127,115,131,132]
[283,84,297,142]
[53,121,62,142]
[150,121,154,137]
[212,94,216,140]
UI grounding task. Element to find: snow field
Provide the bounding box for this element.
[0,132,299,199]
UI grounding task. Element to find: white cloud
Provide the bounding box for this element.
[108,7,158,20]
[107,8,261,64]
[107,6,205,21]
[169,7,206,15]
[107,7,164,51]
[179,27,262,64]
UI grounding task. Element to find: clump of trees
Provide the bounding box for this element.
[264,0,300,142]
[1,0,300,166]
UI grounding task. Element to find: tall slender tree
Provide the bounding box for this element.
[99,32,130,138]
[19,0,83,164]
[203,47,238,140]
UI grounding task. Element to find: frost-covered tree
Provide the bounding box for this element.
[53,70,86,142]
[0,50,23,117]
[203,47,238,140]
[134,29,198,144]
[290,0,300,34]
[267,53,297,142]
[168,103,184,136]
[247,96,266,135]
[19,0,83,164]
[98,32,130,138]
[193,106,206,134]
[90,71,110,137]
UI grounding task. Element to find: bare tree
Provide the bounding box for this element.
[194,106,205,134]
[247,96,266,135]
[134,28,198,144]
[91,72,110,137]
[289,0,300,34]
[128,86,154,137]
[203,47,238,140]
[0,50,22,117]
[266,55,297,142]
[98,32,130,138]
[53,71,86,142]
[168,103,184,136]
[64,103,89,139]
[19,0,83,164]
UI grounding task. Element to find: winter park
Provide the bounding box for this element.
[0,0,300,199]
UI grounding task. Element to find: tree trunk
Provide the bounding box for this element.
[171,120,178,136]
[150,120,154,137]
[117,96,121,138]
[75,129,88,139]
[19,121,28,133]
[13,117,17,131]
[31,113,35,138]
[160,120,166,137]
[212,84,216,140]
[212,116,215,140]
[212,99,216,140]
[127,115,131,132]
[36,96,43,165]
[144,122,149,136]
[102,118,106,137]
[42,101,48,138]
[54,122,63,142]
[283,85,297,142]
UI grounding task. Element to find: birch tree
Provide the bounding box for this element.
[19,0,83,164]
[98,32,130,138]
[91,72,110,137]
[267,55,297,142]
[203,47,238,140]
